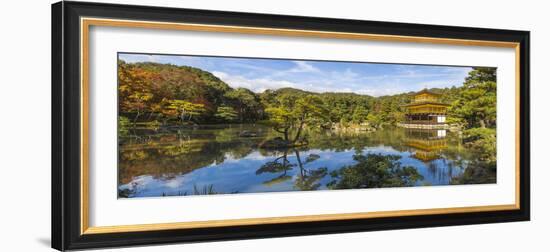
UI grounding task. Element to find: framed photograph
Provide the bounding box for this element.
[52,1,530,250]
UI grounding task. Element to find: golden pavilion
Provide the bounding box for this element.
[401,89,451,129]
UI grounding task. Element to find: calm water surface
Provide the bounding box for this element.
[118,124,495,198]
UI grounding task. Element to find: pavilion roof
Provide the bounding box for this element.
[413,88,443,97]
[402,101,451,107]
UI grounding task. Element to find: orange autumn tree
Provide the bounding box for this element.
[117,60,264,125]
[118,60,156,125]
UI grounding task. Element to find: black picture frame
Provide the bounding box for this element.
[52,1,530,251]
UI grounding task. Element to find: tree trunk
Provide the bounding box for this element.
[240,108,244,123]
[295,150,305,177]
[282,151,289,167]
[147,111,155,120]
[274,126,289,141]
[479,118,486,128]
[133,110,141,127]
[293,120,305,143]
[180,110,186,125]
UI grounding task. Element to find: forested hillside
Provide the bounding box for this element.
[118,60,496,136]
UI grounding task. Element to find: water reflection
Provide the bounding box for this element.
[404,129,447,162]
[118,124,495,198]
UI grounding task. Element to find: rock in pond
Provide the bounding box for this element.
[305,154,321,163]
[258,137,308,149]
[239,131,258,137]
[258,137,292,149]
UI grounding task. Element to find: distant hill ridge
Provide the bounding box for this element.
[118,60,461,124]
[121,61,454,97]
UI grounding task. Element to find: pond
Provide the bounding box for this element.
[118,124,496,198]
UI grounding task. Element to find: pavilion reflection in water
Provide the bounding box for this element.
[403,128,448,162]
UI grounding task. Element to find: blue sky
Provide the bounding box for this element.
[119,53,472,97]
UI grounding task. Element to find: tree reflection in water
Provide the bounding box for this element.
[256,149,328,191]
[256,150,295,186]
[256,149,423,191]
[327,153,423,189]
[117,125,496,198]
[293,151,327,191]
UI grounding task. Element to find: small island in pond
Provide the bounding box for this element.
[117,53,497,198]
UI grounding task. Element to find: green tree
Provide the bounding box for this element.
[163,100,206,124]
[351,106,369,124]
[463,127,497,165]
[225,88,261,122]
[265,94,329,143]
[118,116,131,137]
[464,67,496,84]
[450,67,497,128]
[214,106,239,122]
[265,106,294,142]
[292,95,330,141]
[366,113,382,128]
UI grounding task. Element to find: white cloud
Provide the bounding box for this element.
[354,87,406,96]
[329,68,359,81]
[118,54,150,63]
[120,53,472,97]
[212,71,299,92]
[415,79,462,89]
[289,61,320,73]
[227,62,275,73]
[213,70,407,96]
[165,176,187,188]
